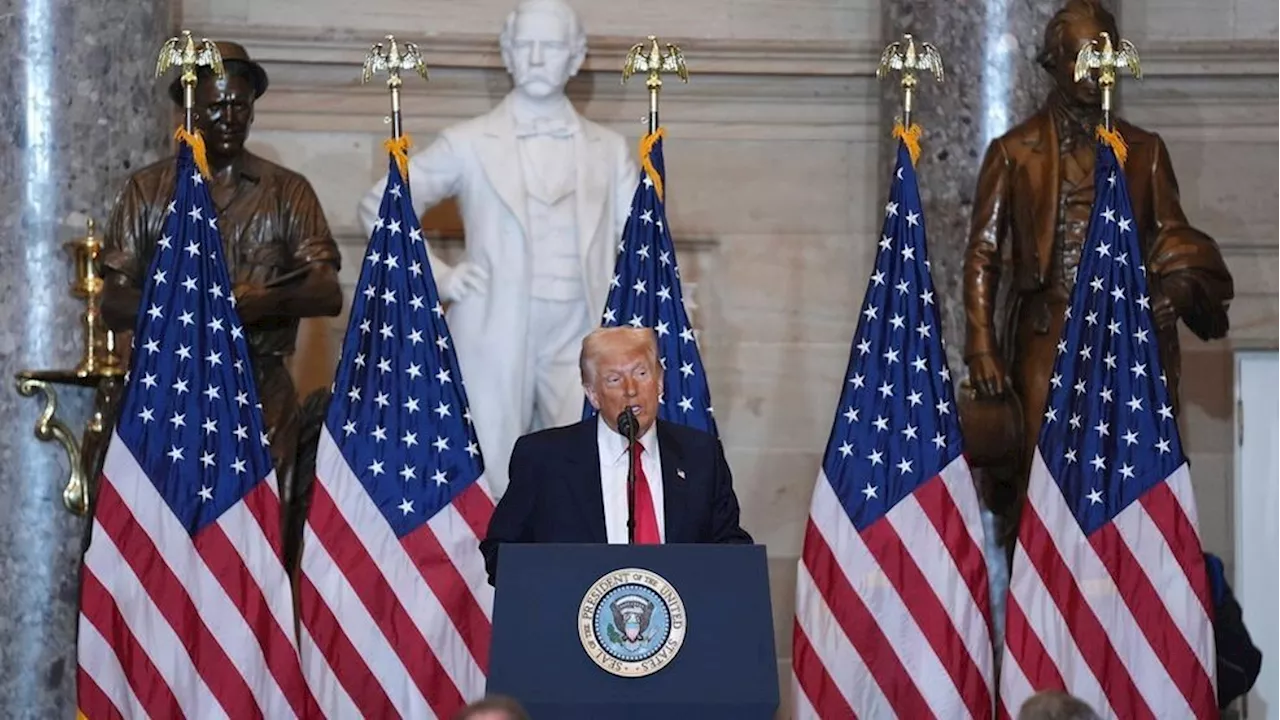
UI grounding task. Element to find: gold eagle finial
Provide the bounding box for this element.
[362,35,429,87]
[155,31,224,89]
[1073,31,1142,86]
[622,35,688,90]
[876,33,945,84]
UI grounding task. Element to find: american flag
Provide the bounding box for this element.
[298,152,495,718]
[792,140,995,719]
[75,138,317,718]
[584,132,717,434]
[998,139,1217,718]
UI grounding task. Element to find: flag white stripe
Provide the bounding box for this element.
[77,609,146,718]
[994,630,1035,718]
[1020,449,1194,717]
[794,560,886,715]
[300,522,433,718]
[215,471,302,642]
[427,498,495,617]
[83,517,225,719]
[884,459,993,688]
[790,668,821,720]
[101,437,297,719]
[938,456,992,579]
[808,474,967,717]
[313,428,487,698]
[1110,464,1214,673]
[1004,541,1113,718]
[297,623,363,720]
[1163,462,1202,530]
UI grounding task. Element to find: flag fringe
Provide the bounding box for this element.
[639,128,667,201]
[892,121,923,166]
[174,127,212,180]
[384,135,414,180]
[1095,125,1128,165]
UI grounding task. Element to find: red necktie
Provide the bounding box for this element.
[630,442,662,544]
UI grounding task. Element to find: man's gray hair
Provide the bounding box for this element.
[498,0,588,55]
[1016,690,1103,720]
[579,326,659,385]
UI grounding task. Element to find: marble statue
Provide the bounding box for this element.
[960,0,1234,547]
[101,41,344,563]
[357,0,637,499]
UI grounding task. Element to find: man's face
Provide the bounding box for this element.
[1051,16,1110,108]
[195,73,254,161]
[585,341,662,437]
[504,8,578,99]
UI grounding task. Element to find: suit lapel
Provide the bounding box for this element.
[656,422,688,544]
[476,100,531,237]
[564,419,607,543]
[574,123,607,256]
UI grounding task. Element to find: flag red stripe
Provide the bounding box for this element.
[308,481,467,717]
[450,482,495,541]
[1018,501,1156,720]
[862,508,992,718]
[1139,483,1213,619]
[913,475,993,635]
[241,477,285,562]
[299,572,400,718]
[79,568,183,720]
[96,480,263,719]
[802,520,934,718]
[77,662,126,720]
[1002,592,1068,692]
[1088,522,1216,716]
[792,619,857,720]
[400,522,492,671]
[194,486,320,719]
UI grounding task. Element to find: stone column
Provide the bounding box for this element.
[0,1,171,714]
[877,0,1058,654]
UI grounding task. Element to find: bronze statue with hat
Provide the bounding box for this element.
[959,0,1233,552]
[99,40,344,567]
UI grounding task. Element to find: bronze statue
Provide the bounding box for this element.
[100,41,343,555]
[961,0,1233,545]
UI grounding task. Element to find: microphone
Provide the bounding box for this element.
[617,408,638,544]
[616,408,638,439]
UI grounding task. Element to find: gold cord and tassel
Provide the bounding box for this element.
[1095,124,1129,166]
[892,121,923,167]
[174,126,212,180]
[638,127,667,202]
[384,134,414,179]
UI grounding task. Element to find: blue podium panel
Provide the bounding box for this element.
[487,543,778,720]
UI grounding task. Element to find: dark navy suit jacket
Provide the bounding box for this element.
[480,418,754,585]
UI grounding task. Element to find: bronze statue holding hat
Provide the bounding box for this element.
[99,40,344,563]
[960,0,1233,549]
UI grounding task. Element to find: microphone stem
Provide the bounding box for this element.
[627,441,636,545]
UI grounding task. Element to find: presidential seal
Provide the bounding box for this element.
[578,567,687,678]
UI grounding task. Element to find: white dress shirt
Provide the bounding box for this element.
[597,415,665,543]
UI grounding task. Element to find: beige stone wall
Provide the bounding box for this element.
[182,0,1277,712]
[1123,0,1279,40]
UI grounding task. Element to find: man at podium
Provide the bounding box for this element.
[481,327,753,584]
